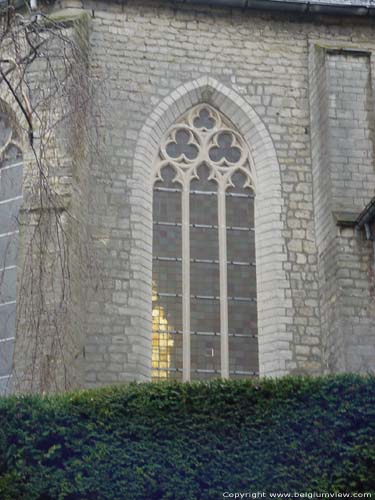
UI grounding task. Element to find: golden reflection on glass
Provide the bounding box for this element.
[152,281,174,379]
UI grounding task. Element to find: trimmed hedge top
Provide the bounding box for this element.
[0,374,374,499]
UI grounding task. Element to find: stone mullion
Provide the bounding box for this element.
[218,180,229,379]
[181,176,191,382]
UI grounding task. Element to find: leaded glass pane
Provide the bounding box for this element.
[152,293,183,381]
[226,195,254,229]
[152,295,183,333]
[189,166,221,376]
[229,336,258,375]
[152,337,182,381]
[191,262,220,298]
[229,171,252,194]
[190,175,218,227]
[190,227,219,261]
[153,191,181,224]
[190,164,216,193]
[152,167,183,381]
[227,229,255,262]
[190,298,220,334]
[226,173,254,229]
[227,264,256,298]
[154,166,181,224]
[155,165,180,189]
[153,225,181,259]
[154,260,182,296]
[228,301,257,337]
[190,166,219,262]
[191,334,221,376]
[226,173,258,379]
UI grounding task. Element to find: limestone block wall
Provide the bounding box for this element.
[327,51,375,212]
[72,0,318,385]
[65,0,375,386]
[7,0,375,389]
[309,44,375,373]
[309,45,337,373]
[337,228,374,373]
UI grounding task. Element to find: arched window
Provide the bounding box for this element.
[0,108,23,394]
[152,104,258,381]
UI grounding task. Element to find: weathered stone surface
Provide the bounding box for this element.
[0,0,374,391]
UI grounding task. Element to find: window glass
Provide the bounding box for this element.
[0,110,23,394]
[152,166,183,380]
[152,105,258,381]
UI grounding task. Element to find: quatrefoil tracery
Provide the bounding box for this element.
[155,104,255,192]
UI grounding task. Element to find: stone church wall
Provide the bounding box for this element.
[2,0,375,390]
[67,0,375,386]
[309,44,375,373]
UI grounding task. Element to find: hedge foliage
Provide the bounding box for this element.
[0,375,374,499]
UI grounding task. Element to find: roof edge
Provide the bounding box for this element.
[2,0,375,17]
[173,0,375,16]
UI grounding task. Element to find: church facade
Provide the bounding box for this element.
[0,0,375,393]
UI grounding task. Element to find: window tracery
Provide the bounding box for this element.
[152,104,258,381]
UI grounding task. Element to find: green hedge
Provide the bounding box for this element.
[0,375,374,499]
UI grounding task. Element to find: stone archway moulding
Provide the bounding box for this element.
[132,77,292,378]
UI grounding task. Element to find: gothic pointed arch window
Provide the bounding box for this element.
[152,104,258,381]
[0,106,23,394]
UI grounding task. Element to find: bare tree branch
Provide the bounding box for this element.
[0,4,103,393]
